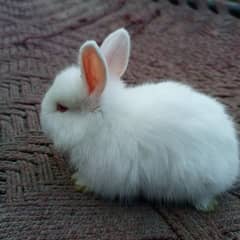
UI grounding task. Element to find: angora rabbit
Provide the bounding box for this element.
[41,28,239,211]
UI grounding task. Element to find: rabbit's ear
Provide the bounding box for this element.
[79,41,107,96]
[101,28,130,77]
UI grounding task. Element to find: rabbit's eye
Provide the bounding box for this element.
[56,103,68,112]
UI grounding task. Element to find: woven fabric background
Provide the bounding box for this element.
[0,0,240,239]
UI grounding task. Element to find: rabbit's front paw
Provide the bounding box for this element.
[71,173,90,193]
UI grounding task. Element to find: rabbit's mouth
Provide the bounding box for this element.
[53,141,69,154]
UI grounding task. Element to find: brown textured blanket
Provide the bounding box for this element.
[1,0,240,239]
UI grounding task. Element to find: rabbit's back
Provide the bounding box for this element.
[95,80,239,202]
[123,81,239,202]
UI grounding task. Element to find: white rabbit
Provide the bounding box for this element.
[41,28,239,211]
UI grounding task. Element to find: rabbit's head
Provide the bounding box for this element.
[40,28,130,152]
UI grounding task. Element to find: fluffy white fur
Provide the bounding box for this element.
[41,28,239,210]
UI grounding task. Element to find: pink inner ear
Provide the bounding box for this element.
[82,46,106,95]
